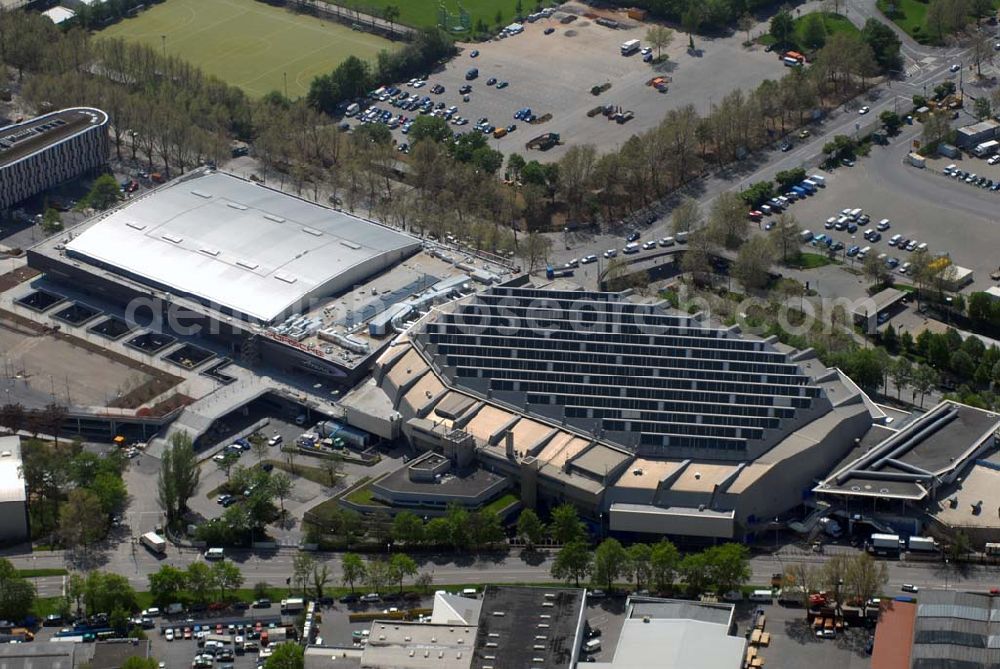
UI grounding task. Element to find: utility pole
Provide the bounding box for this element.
[161,35,166,61]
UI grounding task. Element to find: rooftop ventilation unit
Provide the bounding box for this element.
[200,248,220,257]
[263,214,285,223]
[236,260,259,270]
[226,202,248,210]
[125,221,147,231]
[162,234,183,244]
[340,240,362,250]
[302,226,322,236]
[191,190,212,198]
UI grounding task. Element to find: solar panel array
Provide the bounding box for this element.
[413,287,826,458]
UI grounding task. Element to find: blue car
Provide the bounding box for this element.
[846,245,860,257]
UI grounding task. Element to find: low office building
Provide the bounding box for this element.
[0,435,28,544]
[816,401,1000,544]
[956,119,1000,149]
[0,107,108,210]
[368,450,511,512]
[376,286,878,540]
[360,621,477,669]
[593,597,745,669]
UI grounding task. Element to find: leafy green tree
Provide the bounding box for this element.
[880,111,902,134]
[86,174,122,210]
[40,207,62,234]
[446,505,470,550]
[392,512,426,545]
[59,488,106,551]
[148,565,187,607]
[89,470,127,516]
[271,471,293,516]
[292,553,316,596]
[158,431,200,525]
[410,116,454,143]
[627,543,652,590]
[703,543,751,594]
[311,563,330,601]
[517,509,545,547]
[0,559,35,621]
[424,517,452,546]
[551,541,592,587]
[185,562,213,605]
[83,571,137,615]
[211,560,244,601]
[592,538,628,591]
[468,509,504,550]
[671,197,703,234]
[774,168,807,192]
[389,553,418,593]
[264,641,304,669]
[650,540,680,592]
[801,13,827,49]
[341,553,366,593]
[769,10,795,46]
[679,552,710,596]
[549,504,586,545]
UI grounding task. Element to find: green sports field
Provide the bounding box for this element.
[356,0,552,30]
[100,0,397,98]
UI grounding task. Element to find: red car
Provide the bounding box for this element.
[748,210,763,221]
[126,179,139,193]
[216,624,223,634]
[183,627,192,639]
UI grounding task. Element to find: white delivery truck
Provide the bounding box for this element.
[620,39,640,55]
[140,531,167,556]
[974,140,1000,157]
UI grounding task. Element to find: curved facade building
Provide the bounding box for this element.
[376,286,879,540]
[0,107,109,211]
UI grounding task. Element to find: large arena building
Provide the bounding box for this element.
[62,171,421,325]
[373,286,881,540]
[26,170,510,385]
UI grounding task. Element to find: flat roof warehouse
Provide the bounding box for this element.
[64,172,422,324]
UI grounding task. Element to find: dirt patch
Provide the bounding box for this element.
[0,266,39,292]
[0,308,182,409]
[135,393,194,418]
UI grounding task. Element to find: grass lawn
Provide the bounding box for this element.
[266,459,340,487]
[876,0,931,42]
[353,0,555,30]
[17,568,68,578]
[793,252,835,269]
[99,0,398,97]
[482,492,519,515]
[759,12,861,52]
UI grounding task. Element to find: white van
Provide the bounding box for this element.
[345,103,360,117]
[205,547,225,560]
[889,233,903,246]
[623,242,640,254]
[584,638,602,653]
[749,589,774,602]
[675,231,689,244]
[809,174,826,187]
[848,208,863,221]
[857,246,871,259]
[916,242,928,252]
[800,229,813,242]
[462,588,479,598]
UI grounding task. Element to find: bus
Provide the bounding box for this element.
[140,531,167,556]
[986,542,1000,556]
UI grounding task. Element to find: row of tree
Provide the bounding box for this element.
[783,552,888,612]
[148,561,244,608]
[551,537,751,595]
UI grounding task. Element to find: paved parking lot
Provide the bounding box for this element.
[776,151,1000,293]
[358,1,787,159]
[579,596,628,662]
[733,602,873,669]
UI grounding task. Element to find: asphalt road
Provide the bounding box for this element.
[13,544,1000,599]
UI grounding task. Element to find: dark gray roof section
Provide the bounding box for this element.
[629,599,734,626]
[413,287,831,460]
[473,585,585,669]
[0,642,75,669]
[0,108,108,168]
[816,402,1000,501]
[912,589,1000,668]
